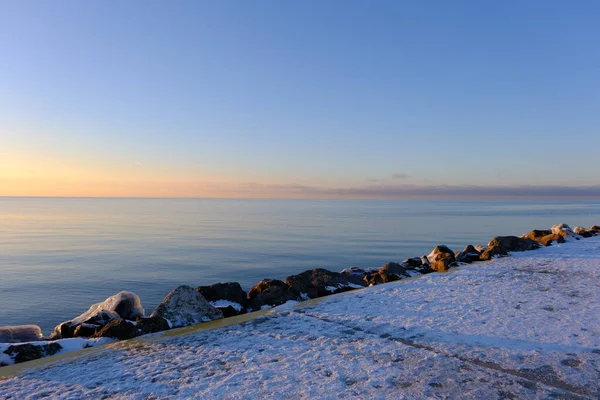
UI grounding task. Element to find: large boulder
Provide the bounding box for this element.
[150,286,223,328]
[538,234,566,246]
[487,236,540,252]
[456,245,481,264]
[0,325,43,343]
[340,266,368,278]
[91,319,137,340]
[196,282,248,318]
[402,257,433,274]
[551,223,578,238]
[523,230,565,246]
[135,316,170,335]
[573,226,593,238]
[364,262,411,285]
[427,246,456,272]
[587,225,600,234]
[248,279,296,310]
[522,230,552,241]
[285,268,367,299]
[3,342,62,364]
[73,324,101,337]
[50,292,144,339]
[479,244,508,261]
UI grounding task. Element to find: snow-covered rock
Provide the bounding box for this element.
[487,236,540,252]
[456,245,481,264]
[364,262,411,285]
[285,268,367,299]
[248,279,297,310]
[340,266,367,277]
[427,245,456,271]
[0,325,43,343]
[550,224,576,236]
[196,282,247,317]
[150,286,223,328]
[1,337,114,366]
[50,292,144,339]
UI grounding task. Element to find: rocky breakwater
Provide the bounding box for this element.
[1,222,598,367]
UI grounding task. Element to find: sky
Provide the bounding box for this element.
[0,0,599,199]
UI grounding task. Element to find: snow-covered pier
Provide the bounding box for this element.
[1,234,600,399]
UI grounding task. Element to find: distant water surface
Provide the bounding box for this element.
[1,197,599,333]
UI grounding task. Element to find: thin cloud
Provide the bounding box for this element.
[392,173,411,179]
[237,183,600,199]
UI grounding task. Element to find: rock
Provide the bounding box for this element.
[456,245,481,264]
[0,325,43,343]
[427,246,456,272]
[340,267,367,277]
[487,236,540,252]
[475,245,486,253]
[573,226,593,238]
[427,245,455,263]
[523,230,566,246]
[150,286,223,328]
[551,223,576,237]
[50,292,144,339]
[479,245,508,261]
[285,268,367,299]
[196,282,247,317]
[3,343,62,364]
[522,230,552,241]
[402,257,423,269]
[587,225,600,234]
[91,319,137,340]
[430,252,456,272]
[135,316,170,335]
[364,262,411,285]
[537,234,566,246]
[73,323,100,337]
[248,279,296,310]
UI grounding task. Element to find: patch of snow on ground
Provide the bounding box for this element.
[2,237,600,399]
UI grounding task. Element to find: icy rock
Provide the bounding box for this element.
[487,236,540,252]
[91,319,137,340]
[573,226,593,238]
[456,245,481,264]
[151,286,223,328]
[479,244,508,261]
[587,225,600,234]
[551,223,577,237]
[73,323,101,338]
[340,266,368,277]
[427,245,455,263]
[0,325,43,343]
[51,292,144,339]
[522,230,565,246]
[3,342,62,364]
[285,268,367,299]
[364,262,411,285]
[196,282,247,317]
[248,279,296,311]
[427,246,456,272]
[135,316,170,335]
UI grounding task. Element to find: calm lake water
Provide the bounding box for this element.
[1,197,599,334]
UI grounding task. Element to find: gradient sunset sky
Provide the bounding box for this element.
[1,0,599,199]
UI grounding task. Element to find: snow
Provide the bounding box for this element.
[2,236,600,399]
[209,300,243,312]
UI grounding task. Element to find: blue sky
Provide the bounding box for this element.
[1,0,599,198]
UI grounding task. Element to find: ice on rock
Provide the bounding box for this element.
[0,325,43,343]
[51,291,144,339]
